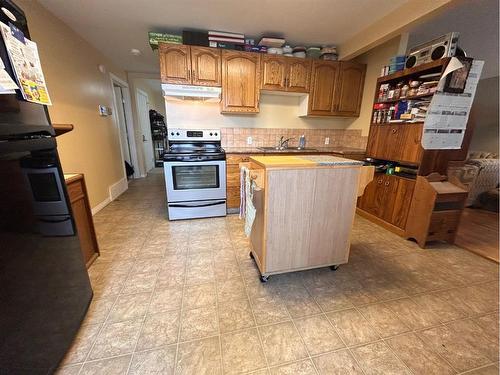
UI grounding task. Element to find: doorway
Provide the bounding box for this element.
[110,74,139,179]
[136,89,155,174]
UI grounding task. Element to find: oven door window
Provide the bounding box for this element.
[172,165,219,190]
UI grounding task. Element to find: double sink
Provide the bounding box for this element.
[257,146,318,152]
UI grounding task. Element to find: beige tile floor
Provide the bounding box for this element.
[57,172,499,375]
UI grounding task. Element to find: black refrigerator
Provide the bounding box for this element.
[0,1,93,374]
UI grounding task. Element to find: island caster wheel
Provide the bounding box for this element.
[249,251,254,260]
[260,275,269,283]
[330,265,339,271]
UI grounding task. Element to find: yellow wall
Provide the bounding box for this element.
[18,0,127,209]
[165,94,356,130]
[349,36,401,135]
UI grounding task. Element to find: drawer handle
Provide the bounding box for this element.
[384,181,390,186]
[391,128,397,134]
[377,179,383,184]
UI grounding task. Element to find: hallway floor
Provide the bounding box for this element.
[58,172,499,375]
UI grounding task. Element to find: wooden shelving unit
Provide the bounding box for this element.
[357,57,476,247]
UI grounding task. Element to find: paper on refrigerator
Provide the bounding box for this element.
[422,57,483,149]
[0,56,18,93]
[0,21,51,104]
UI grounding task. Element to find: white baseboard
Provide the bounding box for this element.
[109,177,128,200]
[91,197,111,216]
[91,177,128,216]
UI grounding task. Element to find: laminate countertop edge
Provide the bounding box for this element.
[224,147,366,155]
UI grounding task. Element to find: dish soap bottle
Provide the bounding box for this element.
[298,134,306,149]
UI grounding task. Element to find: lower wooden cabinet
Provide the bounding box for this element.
[65,174,99,267]
[226,155,251,210]
[357,173,415,230]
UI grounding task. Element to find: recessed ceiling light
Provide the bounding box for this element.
[130,48,142,56]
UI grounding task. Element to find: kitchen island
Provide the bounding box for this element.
[247,155,373,281]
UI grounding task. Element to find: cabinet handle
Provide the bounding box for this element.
[377,179,383,184]
[391,128,397,134]
[192,69,195,79]
[187,69,190,80]
[384,181,390,186]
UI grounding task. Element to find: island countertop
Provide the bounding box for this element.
[249,155,364,169]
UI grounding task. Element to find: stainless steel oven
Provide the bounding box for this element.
[163,129,226,220]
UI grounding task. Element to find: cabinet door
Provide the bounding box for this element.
[221,50,261,113]
[367,125,393,160]
[333,61,366,116]
[390,177,415,229]
[261,55,286,91]
[395,124,424,164]
[287,58,311,93]
[366,125,380,158]
[379,174,399,223]
[159,43,191,84]
[190,46,221,87]
[308,61,340,115]
[358,173,385,217]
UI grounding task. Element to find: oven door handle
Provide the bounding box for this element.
[169,200,226,208]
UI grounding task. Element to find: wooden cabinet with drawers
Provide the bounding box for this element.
[160,43,221,86]
[221,50,261,113]
[358,59,477,246]
[261,55,311,93]
[65,174,99,267]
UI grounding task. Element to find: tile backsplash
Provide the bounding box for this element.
[220,128,368,149]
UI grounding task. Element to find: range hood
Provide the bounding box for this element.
[162,83,221,102]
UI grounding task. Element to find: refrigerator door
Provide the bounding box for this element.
[0,136,92,374]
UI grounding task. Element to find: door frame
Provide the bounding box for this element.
[109,73,140,179]
[136,88,155,174]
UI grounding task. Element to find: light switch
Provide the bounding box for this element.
[325,137,330,145]
[247,136,253,145]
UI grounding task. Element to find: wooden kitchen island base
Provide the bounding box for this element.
[248,155,373,281]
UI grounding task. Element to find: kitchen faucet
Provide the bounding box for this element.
[277,136,295,150]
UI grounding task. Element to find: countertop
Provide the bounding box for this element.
[224,146,366,155]
[250,155,364,169]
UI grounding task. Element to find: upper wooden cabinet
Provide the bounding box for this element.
[221,50,261,114]
[159,43,365,117]
[308,61,340,115]
[335,61,366,116]
[306,60,365,116]
[261,55,311,93]
[287,58,311,92]
[261,55,287,91]
[190,46,222,86]
[159,43,221,86]
[159,44,191,84]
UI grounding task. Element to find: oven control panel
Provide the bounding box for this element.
[167,128,221,141]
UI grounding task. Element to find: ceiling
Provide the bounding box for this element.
[407,0,499,79]
[38,0,409,74]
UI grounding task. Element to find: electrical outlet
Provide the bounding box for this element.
[324,137,330,145]
[247,136,253,145]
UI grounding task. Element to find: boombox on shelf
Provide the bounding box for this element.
[405,32,461,69]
